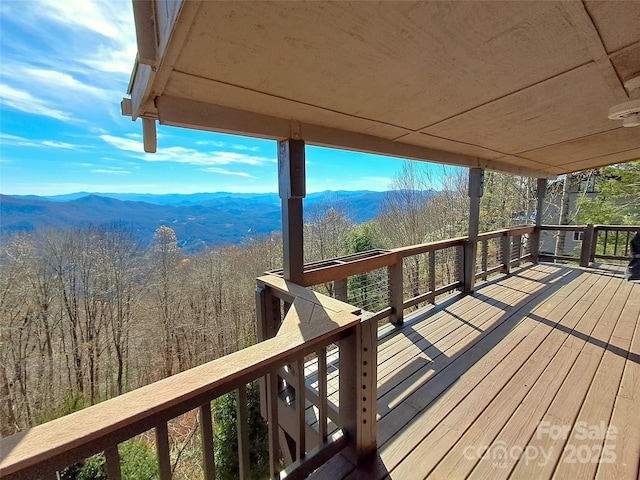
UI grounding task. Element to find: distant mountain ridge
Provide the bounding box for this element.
[1,190,403,251]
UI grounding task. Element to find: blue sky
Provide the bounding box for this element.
[0,0,439,196]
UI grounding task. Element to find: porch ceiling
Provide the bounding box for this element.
[125,0,640,178]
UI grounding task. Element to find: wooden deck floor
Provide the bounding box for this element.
[311,263,640,480]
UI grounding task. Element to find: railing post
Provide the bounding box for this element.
[338,320,377,465]
[589,225,599,262]
[356,319,377,463]
[389,258,403,325]
[464,168,483,293]
[580,224,594,267]
[501,234,511,274]
[334,278,348,302]
[531,178,546,264]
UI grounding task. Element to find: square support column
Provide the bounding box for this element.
[278,139,306,285]
[464,168,484,293]
[531,178,546,264]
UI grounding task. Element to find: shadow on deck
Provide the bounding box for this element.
[309,263,640,479]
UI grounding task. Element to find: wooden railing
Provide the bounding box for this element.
[0,277,377,480]
[540,224,639,267]
[271,226,536,325]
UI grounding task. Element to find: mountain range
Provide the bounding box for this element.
[0,190,395,251]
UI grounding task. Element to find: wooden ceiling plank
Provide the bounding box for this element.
[560,1,627,100]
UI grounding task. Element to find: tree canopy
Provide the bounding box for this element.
[575,161,640,225]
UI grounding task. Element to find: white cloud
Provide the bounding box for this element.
[42,140,79,150]
[201,168,256,178]
[0,83,71,121]
[232,144,260,152]
[0,132,80,149]
[92,168,130,175]
[100,134,275,167]
[0,0,135,123]
[40,0,133,42]
[362,176,392,184]
[100,134,143,152]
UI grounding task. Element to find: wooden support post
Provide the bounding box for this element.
[531,178,546,264]
[580,224,595,267]
[279,139,306,286]
[388,260,403,325]
[464,168,483,293]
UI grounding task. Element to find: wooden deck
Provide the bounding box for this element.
[311,263,640,479]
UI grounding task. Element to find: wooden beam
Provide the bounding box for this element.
[464,168,483,293]
[131,0,158,66]
[279,139,306,285]
[153,95,558,178]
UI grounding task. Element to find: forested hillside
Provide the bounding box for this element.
[0,190,394,251]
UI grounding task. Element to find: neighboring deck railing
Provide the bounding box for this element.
[540,224,639,266]
[0,277,377,480]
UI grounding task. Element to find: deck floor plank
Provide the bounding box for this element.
[508,274,630,480]
[308,264,639,480]
[377,266,595,471]
[389,271,617,479]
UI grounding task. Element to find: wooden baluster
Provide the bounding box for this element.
[267,371,280,478]
[603,230,609,256]
[156,423,172,480]
[236,386,251,480]
[614,230,619,256]
[388,261,403,324]
[515,235,522,267]
[625,231,631,257]
[501,234,511,274]
[589,227,598,262]
[295,358,306,460]
[428,251,436,304]
[199,402,216,480]
[104,446,122,480]
[481,239,488,280]
[317,347,328,443]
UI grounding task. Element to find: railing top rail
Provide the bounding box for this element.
[594,225,640,232]
[540,224,587,231]
[1,279,360,478]
[390,236,466,258]
[477,225,535,240]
